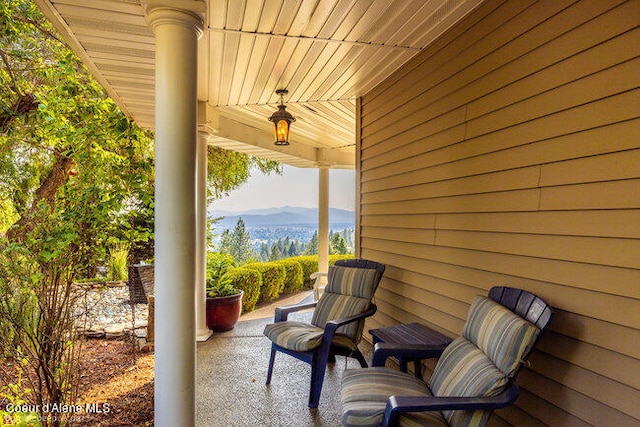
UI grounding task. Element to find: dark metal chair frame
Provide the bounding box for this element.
[266,258,386,408]
[369,286,553,427]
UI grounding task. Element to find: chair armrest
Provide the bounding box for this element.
[319,304,378,344]
[274,301,318,322]
[327,304,377,330]
[381,381,519,427]
[371,343,447,367]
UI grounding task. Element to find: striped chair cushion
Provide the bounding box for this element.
[398,411,450,427]
[311,293,369,341]
[429,337,506,426]
[462,296,540,376]
[324,265,380,298]
[428,297,540,426]
[311,266,380,342]
[263,321,358,352]
[341,367,446,427]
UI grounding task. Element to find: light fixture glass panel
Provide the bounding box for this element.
[276,119,288,143]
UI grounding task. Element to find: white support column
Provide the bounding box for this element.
[144,3,204,426]
[196,134,212,342]
[318,166,330,275]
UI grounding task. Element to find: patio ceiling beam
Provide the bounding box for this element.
[198,102,354,168]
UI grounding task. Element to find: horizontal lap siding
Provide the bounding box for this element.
[357,0,640,425]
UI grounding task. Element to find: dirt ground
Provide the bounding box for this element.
[75,339,154,426]
[77,339,154,426]
[0,339,154,426]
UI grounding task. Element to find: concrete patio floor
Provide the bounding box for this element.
[196,291,373,427]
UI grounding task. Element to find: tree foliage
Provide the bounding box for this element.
[304,230,319,255]
[218,218,257,264]
[0,0,155,261]
[330,231,349,254]
[207,147,280,202]
[269,243,283,261]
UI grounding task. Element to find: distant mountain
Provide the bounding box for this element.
[211,206,312,216]
[209,206,355,229]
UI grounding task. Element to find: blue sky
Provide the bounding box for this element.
[210,164,356,212]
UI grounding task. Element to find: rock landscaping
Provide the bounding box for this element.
[73,281,149,346]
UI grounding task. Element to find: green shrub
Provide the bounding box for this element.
[244,262,286,302]
[107,245,129,281]
[220,267,261,312]
[288,255,318,289]
[0,369,41,427]
[276,259,304,294]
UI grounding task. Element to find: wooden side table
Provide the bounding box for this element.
[369,323,452,378]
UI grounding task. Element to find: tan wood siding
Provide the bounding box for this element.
[358,0,640,425]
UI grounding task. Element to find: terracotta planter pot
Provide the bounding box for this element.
[206,291,243,332]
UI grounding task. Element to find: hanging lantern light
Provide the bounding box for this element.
[269,89,295,146]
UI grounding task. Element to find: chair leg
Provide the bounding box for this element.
[309,354,328,408]
[266,348,276,384]
[353,349,368,368]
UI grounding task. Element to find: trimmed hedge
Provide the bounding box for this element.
[291,255,319,289]
[286,254,356,289]
[218,255,356,309]
[244,262,286,302]
[275,259,304,294]
[220,267,262,313]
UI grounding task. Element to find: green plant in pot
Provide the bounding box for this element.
[207,281,242,298]
[206,277,243,332]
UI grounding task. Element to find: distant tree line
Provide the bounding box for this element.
[218,218,354,263]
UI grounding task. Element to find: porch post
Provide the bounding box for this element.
[144,2,204,426]
[318,166,330,274]
[196,135,212,341]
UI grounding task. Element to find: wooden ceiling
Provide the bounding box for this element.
[35,0,483,168]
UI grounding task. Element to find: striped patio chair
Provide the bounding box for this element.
[264,258,385,408]
[341,286,552,426]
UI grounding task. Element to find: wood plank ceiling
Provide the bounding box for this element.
[35,0,483,168]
